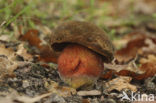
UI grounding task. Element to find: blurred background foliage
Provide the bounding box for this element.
[0,0,156,40]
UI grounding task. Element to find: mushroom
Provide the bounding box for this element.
[51,21,114,89]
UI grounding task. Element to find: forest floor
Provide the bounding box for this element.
[0,0,156,103]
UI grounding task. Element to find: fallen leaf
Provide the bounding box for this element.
[104,76,137,92]
[134,62,156,80]
[140,55,156,64]
[82,99,90,103]
[138,38,156,55]
[0,43,18,79]
[101,62,145,79]
[132,55,156,80]
[100,70,114,79]
[0,43,16,61]
[0,42,34,79]
[115,32,156,63]
[16,44,33,61]
[19,29,42,49]
[104,62,143,74]
[0,35,10,41]
[103,58,156,80]
[0,56,17,79]
[19,29,57,63]
[115,35,147,63]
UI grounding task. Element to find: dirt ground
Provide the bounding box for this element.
[0,0,156,103]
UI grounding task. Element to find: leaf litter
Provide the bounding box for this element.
[0,25,156,103]
[0,0,156,103]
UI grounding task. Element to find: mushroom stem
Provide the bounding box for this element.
[57,44,104,89]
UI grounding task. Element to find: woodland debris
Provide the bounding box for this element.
[0,56,17,79]
[16,44,33,61]
[115,32,156,63]
[0,90,65,103]
[47,81,77,97]
[104,76,137,92]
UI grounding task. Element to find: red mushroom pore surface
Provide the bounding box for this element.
[57,44,104,88]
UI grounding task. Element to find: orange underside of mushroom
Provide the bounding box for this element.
[58,44,104,79]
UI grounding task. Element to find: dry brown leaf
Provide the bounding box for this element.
[140,55,156,64]
[115,35,147,63]
[134,62,156,80]
[115,32,156,63]
[104,62,143,74]
[0,42,34,79]
[0,35,10,41]
[131,55,156,80]
[0,44,18,79]
[20,29,57,63]
[101,62,145,79]
[138,38,156,55]
[16,44,33,61]
[0,41,33,62]
[100,70,114,79]
[82,99,90,103]
[0,44,16,61]
[102,58,156,80]
[104,76,137,92]
[19,29,42,49]
[0,57,17,79]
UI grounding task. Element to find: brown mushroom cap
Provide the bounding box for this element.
[51,21,114,62]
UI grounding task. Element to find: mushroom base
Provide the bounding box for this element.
[60,75,98,89]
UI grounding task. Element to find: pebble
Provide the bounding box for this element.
[77,90,101,96]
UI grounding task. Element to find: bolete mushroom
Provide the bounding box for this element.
[51,21,114,89]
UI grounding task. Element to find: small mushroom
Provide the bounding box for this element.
[51,21,114,89]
